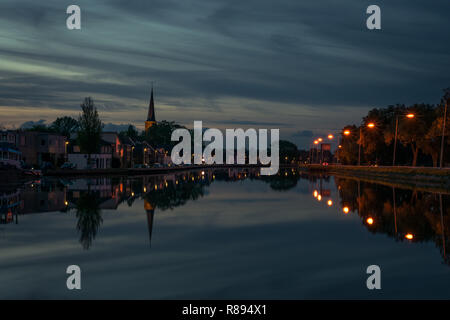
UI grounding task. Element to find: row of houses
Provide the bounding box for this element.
[0,130,171,170]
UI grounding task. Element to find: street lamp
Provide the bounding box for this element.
[393,113,415,166]
[357,123,376,166]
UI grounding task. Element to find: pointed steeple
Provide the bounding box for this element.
[147,85,156,122]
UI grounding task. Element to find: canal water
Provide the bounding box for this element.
[0,168,449,299]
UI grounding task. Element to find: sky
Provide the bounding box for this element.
[0,0,449,148]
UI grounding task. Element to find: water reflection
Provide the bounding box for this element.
[0,168,449,266]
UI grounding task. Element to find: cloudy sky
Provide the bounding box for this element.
[0,0,449,147]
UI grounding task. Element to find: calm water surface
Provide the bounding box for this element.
[0,168,449,299]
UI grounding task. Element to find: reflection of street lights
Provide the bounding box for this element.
[393,113,415,166]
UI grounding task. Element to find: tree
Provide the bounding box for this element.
[338,125,359,165]
[50,116,79,138]
[395,104,435,166]
[426,92,450,166]
[144,120,185,150]
[119,124,139,142]
[279,140,299,163]
[77,97,103,166]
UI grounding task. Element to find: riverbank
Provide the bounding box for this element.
[308,164,450,191]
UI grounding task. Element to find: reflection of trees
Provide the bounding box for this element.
[259,170,298,191]
[75,191,102,250]
[143,179,209,211]
[335,177,450,265]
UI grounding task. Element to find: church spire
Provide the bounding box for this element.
[145,84,156,132]
[147,85,155,122]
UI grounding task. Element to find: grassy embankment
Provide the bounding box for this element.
[307,164,450,194]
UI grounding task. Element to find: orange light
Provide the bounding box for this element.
[317,194,322,201]
[344,130,351,136]
[327,200,333,206]
[314,140,319,145]
[338,145,342,149]
[328,134,334,139]
[405,233,414,240]
[406,113,415,119]
[366,217,374,225]
[318,138,323,142]
[313,190,318,198]
[64,201,68,206]
[343,206,349,214]
[367,123,375,128]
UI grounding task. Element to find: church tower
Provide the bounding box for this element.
[145,86,156,132]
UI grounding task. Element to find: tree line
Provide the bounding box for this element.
[338,88,450,167]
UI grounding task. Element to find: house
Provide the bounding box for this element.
[0,142,22,168]
[133,141,155,166]
[118,135,135,168]
[67,139,112,169]
[0,130,17,145]
[15,131,67,167]
[102,132,135,168]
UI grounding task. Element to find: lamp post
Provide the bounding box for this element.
[393,113,415,166]
[65,141,69,162]
[358,123,375,166]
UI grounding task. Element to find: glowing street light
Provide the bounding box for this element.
[313,190,318,198]
[343,130,351,136]
[393,113,416,165]
[328,134,334,139]
[318,138,323,142]
[405,233,414,240]
[343,206,349,214]
[317,194,322,201]
[366,217,374,225]
[327,200,333,206]
[367,122,375,128]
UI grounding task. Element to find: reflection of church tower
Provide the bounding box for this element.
[145,86,156,132]
[144,199,155,247]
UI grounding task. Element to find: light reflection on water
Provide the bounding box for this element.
[0,168,449,299]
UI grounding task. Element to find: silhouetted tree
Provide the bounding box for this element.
[51,116,79,138]
[77,97,103,166]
